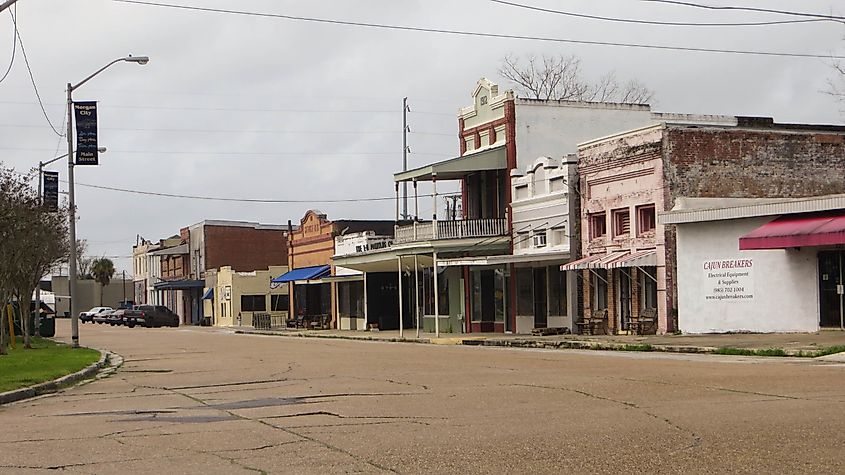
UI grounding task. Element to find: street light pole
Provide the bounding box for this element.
[67,55,148,348]
[35,147,104,337]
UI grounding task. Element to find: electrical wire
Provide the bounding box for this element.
[68,179,398,203]
[0,5,17,84]
[490,0,832,27]
[112,0,845,60]
[9,8,64,137]
[638,0,845,21]
[0,146,450,158]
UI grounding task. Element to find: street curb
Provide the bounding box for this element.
[0,347,118,406]
[235,329,431,344]
[234,328,845,358]
[473,339,719,354]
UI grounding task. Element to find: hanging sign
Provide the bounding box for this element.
[74,101,99,165]
[43,171,59,211]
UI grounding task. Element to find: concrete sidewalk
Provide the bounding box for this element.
[231,326,845,356]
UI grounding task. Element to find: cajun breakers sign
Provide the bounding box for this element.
[703,258,754,301]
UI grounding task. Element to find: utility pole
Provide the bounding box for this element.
[402,97,409,220]
[122,270,126,303]
[0,0,21,14]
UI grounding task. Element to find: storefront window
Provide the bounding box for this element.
[420,268,449,315]
[338,281,364,318]
[494,268,506,322]
[240,294,266,312]
[640,267,657,310]
[270,294,289,312]
[516,268,533,316]
[548,265,567,316]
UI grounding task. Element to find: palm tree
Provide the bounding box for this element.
[91,258,115,306]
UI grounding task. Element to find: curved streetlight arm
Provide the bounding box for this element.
[70,56,149,92]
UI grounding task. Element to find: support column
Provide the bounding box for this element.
[433,251,440,338]
[363,272,368,330]
[414,254,420,338]
[397,256,404,339]
[413,179,419,221]
[395,182,400,222]
[432,173,438,239]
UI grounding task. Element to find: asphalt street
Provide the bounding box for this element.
[1,321,844,474]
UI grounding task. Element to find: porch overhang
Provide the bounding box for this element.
[393,146,506,182]
[739,211,845,250]
[438,251,571,267]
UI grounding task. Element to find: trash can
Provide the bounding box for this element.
[39,314,56,337]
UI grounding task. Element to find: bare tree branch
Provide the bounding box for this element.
[499,54,654,104]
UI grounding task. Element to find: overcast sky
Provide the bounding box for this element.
[1,0,844,275]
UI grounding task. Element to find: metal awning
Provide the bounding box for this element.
[394,146,506,182]
[321,274,365,283]
[154,279,205,290]
[272,265,331,283]
[739,211,845,250]
[560,253,609,271]
[560,250,655,271]
[149,243,188,256]
[606,249,658,268]
[201,288,214,300]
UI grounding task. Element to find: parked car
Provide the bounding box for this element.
[80,306,113,323]
[131,305,179,328]
[92,308,117,325]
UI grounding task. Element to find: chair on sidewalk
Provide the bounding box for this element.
[577,309,608,335]
[634,308,657,335]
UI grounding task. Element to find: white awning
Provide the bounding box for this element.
[394,146,506,182]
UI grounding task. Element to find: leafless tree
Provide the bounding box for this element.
[499,54,655,104]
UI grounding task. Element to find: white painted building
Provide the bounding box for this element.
[332,231,394,330]
[509,155,580,333]
[661,195,845,333]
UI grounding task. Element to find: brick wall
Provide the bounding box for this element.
[204,226,288,272]
[664,127,845,204]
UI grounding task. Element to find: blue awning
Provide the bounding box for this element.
[272,265,331,283]
[201,288,214,300]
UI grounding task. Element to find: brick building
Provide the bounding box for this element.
[274,210,395,329]
[134,220,289,324]
[565,116,845,334]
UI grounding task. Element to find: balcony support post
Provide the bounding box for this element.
[432,173,438,239]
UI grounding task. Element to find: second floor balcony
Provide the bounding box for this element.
[395,218,507,244]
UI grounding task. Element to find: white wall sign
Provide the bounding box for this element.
[702,258,754,301]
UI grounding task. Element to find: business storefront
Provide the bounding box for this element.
[662,195,845,333]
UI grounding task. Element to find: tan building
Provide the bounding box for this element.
[52,276,134,317]
[205,265,289,327]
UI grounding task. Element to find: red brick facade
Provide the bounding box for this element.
[204,226,288,273]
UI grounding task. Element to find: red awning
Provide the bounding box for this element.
[739,211,845,250]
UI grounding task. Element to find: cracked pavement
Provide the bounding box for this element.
[1,321,844,474]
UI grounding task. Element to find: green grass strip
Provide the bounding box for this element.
[0,337,100,393]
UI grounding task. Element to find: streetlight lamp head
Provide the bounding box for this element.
[97,146,107,153]
[125,55,150,65]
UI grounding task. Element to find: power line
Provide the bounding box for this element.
[638,0,845,21]
[0,5,17,84]
[0,99,456,117]
[10,8,64,137]
[113,0,845,60]
[490,0,833,27]
[0,146,452,158]
[70,180,397,203]
[0,123,455,136]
